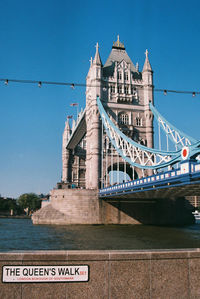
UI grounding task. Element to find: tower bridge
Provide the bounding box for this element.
[32,37,200,226]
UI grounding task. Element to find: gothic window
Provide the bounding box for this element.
[131,86,136,94]
[124,85,129,94]
[124,72,128,81]
[119,113,129,125]
[79,169,85,179]
[117,84,122,94]
[117,71,122,80]
[110,84,115,93]
[136,117,142,126]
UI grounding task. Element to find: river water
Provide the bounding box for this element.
[1,218,200,251]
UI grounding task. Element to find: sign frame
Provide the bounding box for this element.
[2,265,90,283]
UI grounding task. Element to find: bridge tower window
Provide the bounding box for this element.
[117,84,122,94]
[124,72,128,81]
[124,85,129,94]
[131,86,137,94]
[119,113,129,125]
[110,84,115,93]
[136,117,142,126]
[117,71,122,80]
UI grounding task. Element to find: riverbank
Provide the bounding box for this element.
[0,215,30,219]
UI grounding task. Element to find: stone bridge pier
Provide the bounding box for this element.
[32,185,194,225]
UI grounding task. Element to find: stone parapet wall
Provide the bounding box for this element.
[1,249,200,298]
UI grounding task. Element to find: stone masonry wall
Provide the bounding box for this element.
[32,189,141,225]
[32,189,194,225]
[1,249,200,298]
[50,189,100,224]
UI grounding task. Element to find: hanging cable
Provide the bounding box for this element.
[117,151,119,184]
[158,121,161,151]
[111,141,114,185]
[1,78,200,97]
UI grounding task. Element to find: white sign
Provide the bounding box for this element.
[2,265,89,283]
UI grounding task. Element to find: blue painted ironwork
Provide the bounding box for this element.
[99,160,200,197]
[97,97,200,170]
[149,102,198,147]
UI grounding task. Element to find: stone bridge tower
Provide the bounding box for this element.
[61,37,154,189]
[85,37,154,189]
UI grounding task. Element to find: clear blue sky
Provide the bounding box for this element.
[1,0,200,198]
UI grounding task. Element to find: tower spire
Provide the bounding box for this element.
[93,42,102,65]
[112,35,125,50]
[63,119,71,141]
[142,49,152,72]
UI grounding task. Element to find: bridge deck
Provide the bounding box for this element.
[99,160,200,200]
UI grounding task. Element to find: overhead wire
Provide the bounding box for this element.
[0,78,200,96]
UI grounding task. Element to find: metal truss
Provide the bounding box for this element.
[97,97,200,170]
[149,102,197,148]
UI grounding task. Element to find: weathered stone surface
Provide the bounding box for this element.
[32,188,142,225]
[32,188,193,225]
[32,203,68,225]
[1,250,199,299]
[151,258,190,299]
[110,260,150,299]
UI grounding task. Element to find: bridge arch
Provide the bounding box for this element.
[102,162,139,187]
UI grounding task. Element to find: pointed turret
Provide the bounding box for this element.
[142,49,153,87]
[142,49,152,72]
[63,119,71,142]
[85,42,102,189]
[72,119,76,131]
[62,119,71,182]
[142,49,154,153]
[93,42,102,66]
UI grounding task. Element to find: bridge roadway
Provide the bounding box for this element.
[99,160,200,201]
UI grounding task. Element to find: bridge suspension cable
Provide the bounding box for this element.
[150,102,198,148]
[97,97,200,170]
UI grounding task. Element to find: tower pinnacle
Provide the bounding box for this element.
[112,35,125,50]
[142,49,152,72]
[93,42,102,65]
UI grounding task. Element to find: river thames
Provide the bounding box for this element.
[1,218,200,251]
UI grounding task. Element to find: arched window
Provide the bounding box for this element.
[110,84,115,93]
[124,85,129,94]
[119,113,129,125]
[117,71,122,80]
[117,84,122,94]
[136,117,142,126]
[124,72,128,81]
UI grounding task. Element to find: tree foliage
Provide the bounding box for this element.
[0,197,23,215]
[18,193,41,214]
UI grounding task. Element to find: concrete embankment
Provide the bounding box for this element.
[1,249,200,298]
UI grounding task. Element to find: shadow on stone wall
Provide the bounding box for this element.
[103,197,195,225]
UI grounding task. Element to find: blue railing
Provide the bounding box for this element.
[99,160,200,198]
